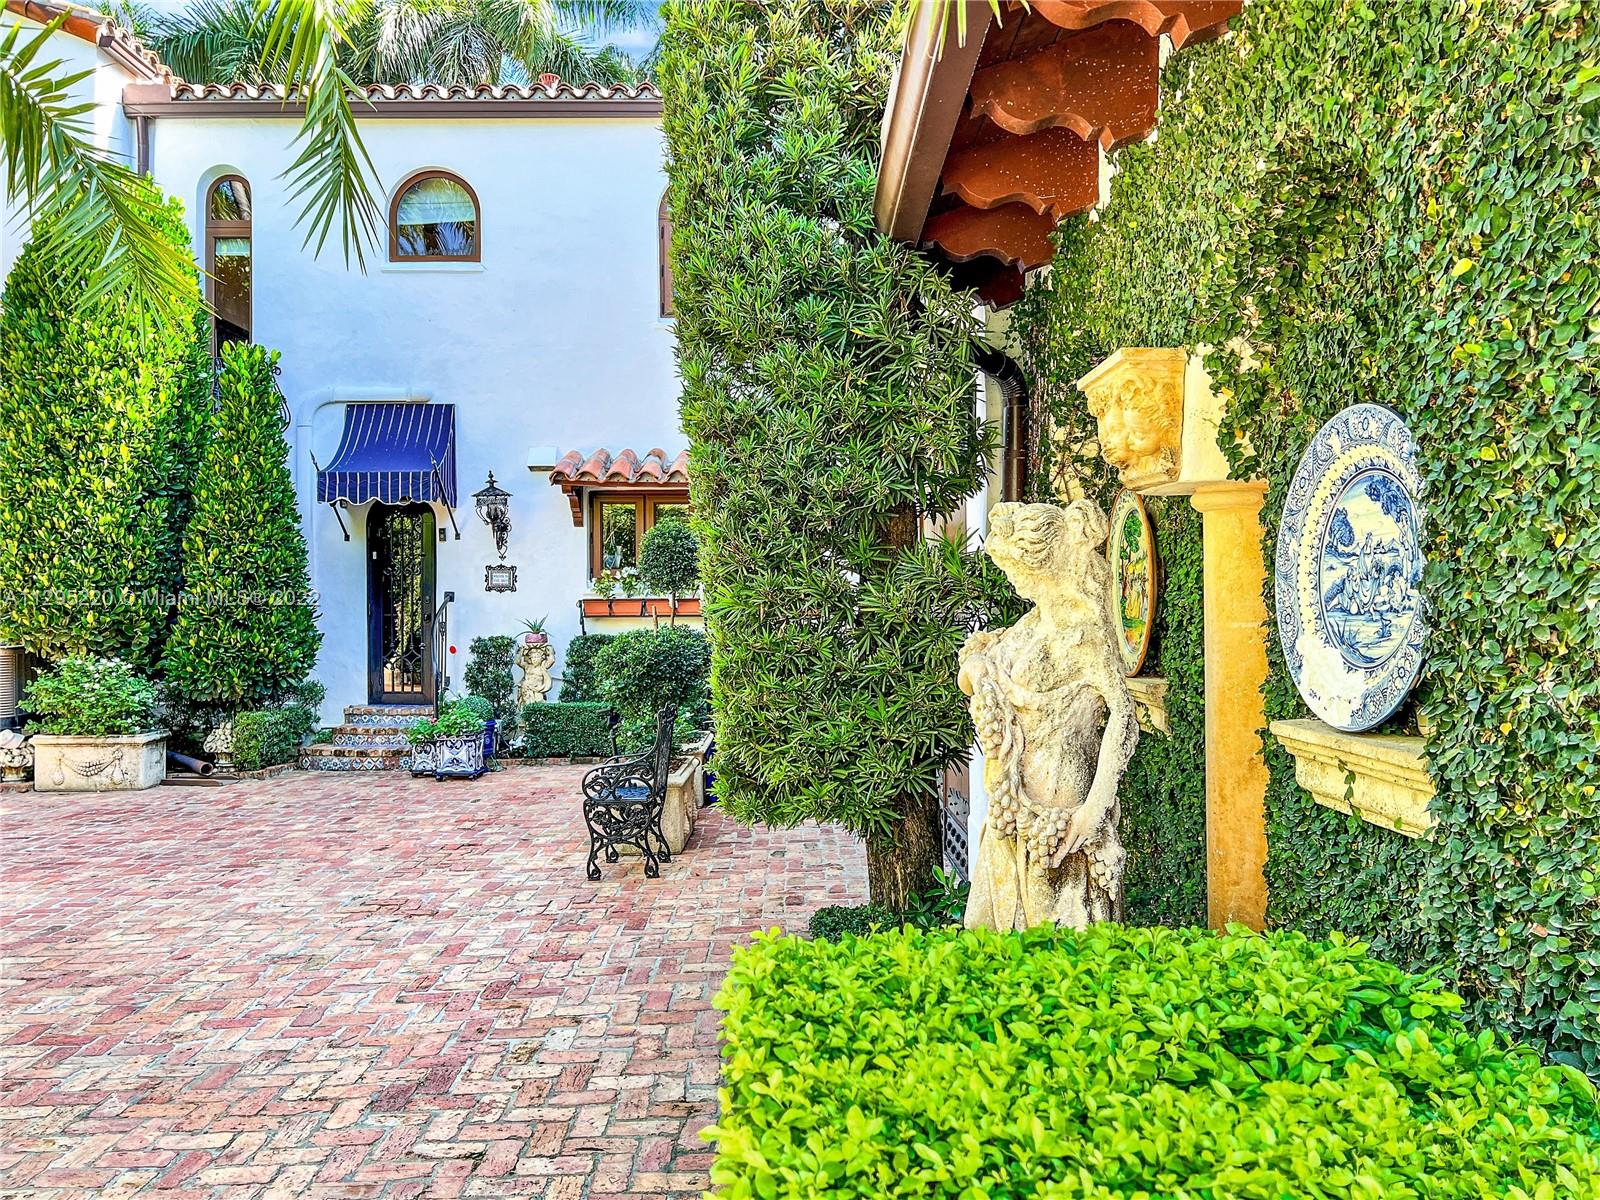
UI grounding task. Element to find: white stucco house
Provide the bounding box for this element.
[3,2,692,754]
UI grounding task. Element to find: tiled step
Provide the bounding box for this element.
[298,744,411,772]
[329,725,412,749]
[343,704,433,726]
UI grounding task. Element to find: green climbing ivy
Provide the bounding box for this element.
[1010,0,1599,1071]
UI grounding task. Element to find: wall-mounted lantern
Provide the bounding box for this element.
[473,471,512,560]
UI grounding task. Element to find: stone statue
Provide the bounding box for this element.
[1076,347,1185,491]
[515,639,556,706]
[959,500,1139,931]
[0,729,33,783]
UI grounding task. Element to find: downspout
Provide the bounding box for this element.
[974,343,1030,502]
[134,114,150,175]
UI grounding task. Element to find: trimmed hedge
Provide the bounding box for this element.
[710,925,1600,1199]
[592,625,710,751]
[558,633,614,702]
[232,704,316,771]
[808,905,899,942]
[520,701,613,758]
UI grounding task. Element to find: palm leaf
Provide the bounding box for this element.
[1,17,197,321]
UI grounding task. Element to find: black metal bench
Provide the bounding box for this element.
[581,704,677,880]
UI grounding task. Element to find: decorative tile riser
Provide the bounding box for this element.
[331,733,411,749]
[298,752,412,772]
[342,714,429,728]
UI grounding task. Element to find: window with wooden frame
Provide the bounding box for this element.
[390,171,480,262]
[205,175,251,350]
[658,192,674,317]
[589,492,690,582]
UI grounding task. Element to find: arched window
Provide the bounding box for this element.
[390,171,480,262]
[658,191,674,317]
[206,175,251,349]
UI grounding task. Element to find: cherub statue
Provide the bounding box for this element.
[515,639,557,706]
[959,500,1139,931]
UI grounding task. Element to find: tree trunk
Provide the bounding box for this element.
[866,787,942,910]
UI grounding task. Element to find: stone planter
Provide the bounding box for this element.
[31,731,167,792]
[409,732,486,780]
[621,734,709,856]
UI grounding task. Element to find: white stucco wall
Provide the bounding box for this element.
[145,112,680,722]
[0,16,138,283]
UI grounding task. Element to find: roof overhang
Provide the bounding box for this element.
[121,80,662,120]
[874,1,1242,307]
[3,0,170,81]
[546,448,689,527]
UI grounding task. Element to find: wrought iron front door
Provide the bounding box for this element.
[367,504,437,704]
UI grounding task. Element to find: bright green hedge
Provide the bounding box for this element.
[232,704,316,771]
[160,343,319,705]
[558,633,614,702]
[659,0,1020,903]
[520,701,613,758]
[0,193,210,671]
[710,925,1600,1199]
[1009,0,1599,1071]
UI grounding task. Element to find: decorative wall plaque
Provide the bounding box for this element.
[1075,348,1185,491]
[1276,404,1425,732]
[1108,489,1157,675]
[484,564,518,593]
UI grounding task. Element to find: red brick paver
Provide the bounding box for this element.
[0,767,866,1198]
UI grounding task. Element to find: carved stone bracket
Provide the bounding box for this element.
[1126,676,1169,736]
[1270,718,1436,839]
[1075,347,1233,494]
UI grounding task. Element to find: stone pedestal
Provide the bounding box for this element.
[1191,481,1270,930]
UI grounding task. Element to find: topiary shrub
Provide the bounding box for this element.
[161,343,320,707]
[22,656,159,736]
[558,634,614,701]
[0,191,210,671]
[638,519,699,621]
[520,701,614,758]
[659,0,1021,906]
[464,636,516,730]
[592,625,710,752]
[808,905,900,943]
[231,707,308,771]
[711,924,1600,1198]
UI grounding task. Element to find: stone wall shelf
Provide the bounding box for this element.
[1269,718,1435,839]
[1126,676,1170,736]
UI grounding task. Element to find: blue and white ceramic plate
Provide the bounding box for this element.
[1276,404,1426,732]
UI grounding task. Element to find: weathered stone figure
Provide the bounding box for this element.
[960,500,1138,931]
[515,639,557,706]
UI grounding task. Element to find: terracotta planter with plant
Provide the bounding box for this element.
[25,656,167,792]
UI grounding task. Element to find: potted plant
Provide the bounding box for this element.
[520,616,549,646]
[407,697,488,779]
[458,694,497,762]
[24,656,166,791]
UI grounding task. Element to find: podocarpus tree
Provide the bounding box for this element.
[659,0,1018,906]
[161,343,320,704]
[0,194,211,671]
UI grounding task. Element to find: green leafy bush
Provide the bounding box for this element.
[1008,0,1600,1068]
[808,905,899,942]
[711,925,1600,1198]
[458,695,494,723]
[0,192,210,670]
[22,655,159,736]
[407,697,486,745]
[520,701,614,758]
[659,0,1021,904]
[558,634,614,701]
[592,625,710,752]
[638,519,699,612]
[232,706,312,771]
[463,636,516,729]
[161,342,320,706]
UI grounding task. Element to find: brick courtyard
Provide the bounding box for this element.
[0,767,866,1198]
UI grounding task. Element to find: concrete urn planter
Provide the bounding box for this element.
[31,731,167,792]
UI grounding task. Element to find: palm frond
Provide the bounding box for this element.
[152,0,282,84]
[1,17,197,321]
[259,0,381,266]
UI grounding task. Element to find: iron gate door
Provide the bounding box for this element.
[367,504,437,704]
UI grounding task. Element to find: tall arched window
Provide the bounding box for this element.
[658,192,674,317]
[390,171,480,262]
[206,175,251,349]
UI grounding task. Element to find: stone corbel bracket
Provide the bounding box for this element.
[1075,347,1232,495]
[1269,718,1436,839]
[1126,676,1170,736]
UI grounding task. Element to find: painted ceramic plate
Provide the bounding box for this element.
[1108,489,1157,676]
[1276,404,1426,732]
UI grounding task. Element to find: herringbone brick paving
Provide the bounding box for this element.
[0,767,866,1198]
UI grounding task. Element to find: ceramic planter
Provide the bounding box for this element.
[410,731,486,780]
[31,731,166,792]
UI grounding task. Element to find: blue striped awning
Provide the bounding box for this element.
[316,403,457,507]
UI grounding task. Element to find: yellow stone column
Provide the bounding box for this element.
[1190,481,1270,930]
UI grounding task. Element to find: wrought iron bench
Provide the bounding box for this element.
[581,704,677,880]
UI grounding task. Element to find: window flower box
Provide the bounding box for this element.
[581,595,702,620]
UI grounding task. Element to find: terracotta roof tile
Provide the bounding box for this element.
[4,0,171,81]
[549,448,689,486]
[162,79,659,103]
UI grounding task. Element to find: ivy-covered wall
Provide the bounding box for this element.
[1010,0,1598,1071]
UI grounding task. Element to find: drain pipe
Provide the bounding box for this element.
[974,343,1031,502]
